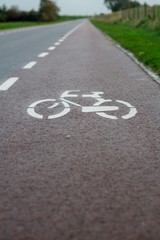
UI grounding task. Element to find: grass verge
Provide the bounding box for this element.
[0,20,70,30]
[0,17,87,30]
[0,22,45,30]
[91,19,160,75]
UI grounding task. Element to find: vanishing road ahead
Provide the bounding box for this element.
[0,20,160,240]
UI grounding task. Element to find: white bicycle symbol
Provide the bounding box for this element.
[27,90,137,120]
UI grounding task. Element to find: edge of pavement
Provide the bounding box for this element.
[117,44,160,85]
[91,21,160,86]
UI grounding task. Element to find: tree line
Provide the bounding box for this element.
[0,0,60,22]
[104,0,141,12]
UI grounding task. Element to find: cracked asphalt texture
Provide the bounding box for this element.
[0,20,160,240]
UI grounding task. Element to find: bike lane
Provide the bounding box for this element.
[0,20,160,240]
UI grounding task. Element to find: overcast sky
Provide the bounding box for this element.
[0,0,159,15]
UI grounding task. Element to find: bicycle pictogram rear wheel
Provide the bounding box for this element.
[27,99,70,119]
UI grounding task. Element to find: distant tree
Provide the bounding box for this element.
[6,6,21,21]
[39,0,60,21]
[0,1,60,22]
[104,0,140,12]
[40,0,49,4]
[28,10,39,21]
[20,11,28,21]
[131,1,141,8]
[0,4,7,22]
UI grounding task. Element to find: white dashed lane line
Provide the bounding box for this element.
[48,46,56,51]
[38,52,49,58]
[54,42,60,46]
[0,22,84,91]
[23,61,37,69]
[0,77,19,91]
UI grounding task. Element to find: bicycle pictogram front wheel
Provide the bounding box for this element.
[94,99,137,120]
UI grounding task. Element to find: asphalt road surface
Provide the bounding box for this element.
[0,20,83,83]
[0,20,160,240]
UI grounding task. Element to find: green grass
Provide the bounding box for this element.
[0,22,43,30]
[0,21,66,30]
[0,16,87,30]
[0,20,69,30]
[91,19,160,75]
[59,15,88,21]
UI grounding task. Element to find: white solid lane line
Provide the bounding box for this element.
[38,52,49,58]
[0,77,19,91]
[64,22,84,38]
[23,61,37,69]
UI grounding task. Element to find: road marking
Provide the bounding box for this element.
[38,52,49,58]
[83,92,104,99]
[116,100,137,119]
[27,108,43,119]
[60,98,81,107]
[54,42,60,46]
[48,46,56,51]
[27,99,70,119]
[0,77,19,91]
[59,39,64,42]
[82,106,119,113]
[23,61,37,69]
[64,22,84,38]
[61,90,80,98]
[27,90,137,120]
